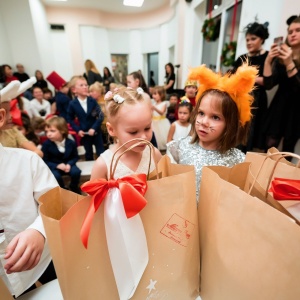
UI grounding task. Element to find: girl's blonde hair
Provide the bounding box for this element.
[89,82,105,94]
[45,116,69,139]
[105,86,149,122]
[68,75,86,98]
[153,85,166,101]
[84,59,100,74]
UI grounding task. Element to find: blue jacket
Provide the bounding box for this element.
[41,138,79,170]
[67,96,103,133]
[56,91,71,120]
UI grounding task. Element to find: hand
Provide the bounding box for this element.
[78,130,85,137]
[57,163,66,171]
[65,164,71,173]
[88,129,95,136]
[4,229,45,274]
[255,76,264,86]
[265,43,280,64]
[278,43,293,66]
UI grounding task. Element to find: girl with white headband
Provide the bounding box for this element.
[90,86,161,180]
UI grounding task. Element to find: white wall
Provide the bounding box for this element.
[0,11,12,66]
[0,0,298,88]
[0,0,41,76]
[236,0,297,57]
[50,30,74,81]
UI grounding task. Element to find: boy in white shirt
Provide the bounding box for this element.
[0,80,58,297]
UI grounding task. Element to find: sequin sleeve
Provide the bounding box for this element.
[166,140,179,163]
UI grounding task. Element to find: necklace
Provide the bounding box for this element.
[248,49,263,57]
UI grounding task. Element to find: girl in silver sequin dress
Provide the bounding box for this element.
[167,64,258,202]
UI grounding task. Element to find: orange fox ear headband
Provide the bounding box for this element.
[188,62,258,125]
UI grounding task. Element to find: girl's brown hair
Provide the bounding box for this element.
[152,86,166,101]
[287,17,300,67]
[190,89,250,153]
[45,116,69,139]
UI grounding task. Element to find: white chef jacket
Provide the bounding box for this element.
[0,144,58,297]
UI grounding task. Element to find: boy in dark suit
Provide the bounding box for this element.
[42,116,81,194]
[68,75,104,160]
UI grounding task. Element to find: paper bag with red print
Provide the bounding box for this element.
[39,153,199,300]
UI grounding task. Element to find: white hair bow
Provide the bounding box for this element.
[113,94,125,104]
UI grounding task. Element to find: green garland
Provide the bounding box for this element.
[221,41,237,67]
[202,18,220,42]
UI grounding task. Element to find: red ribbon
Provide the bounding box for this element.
[208,0,213,19]
[230,0,238,42]
[80,174,148,248]
[269,178,300,201]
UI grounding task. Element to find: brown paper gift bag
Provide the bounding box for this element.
[198,163,300,300]
[245,150,300,222]
[0,277,13,300]
[39,154,199,299]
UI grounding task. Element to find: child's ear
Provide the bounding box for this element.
[0,108,7,129]
[106,122,115,137]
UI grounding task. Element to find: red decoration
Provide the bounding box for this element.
[230,0,238,42]
[269,178,300,201]
[80,174,148,248]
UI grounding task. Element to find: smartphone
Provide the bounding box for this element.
[274,36,283,48]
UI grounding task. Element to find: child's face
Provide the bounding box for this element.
[61,86,69,94]
[152,91,161,102]
[74,79,89,98]
[195,94,226,150]
[45,125,63,142]
[185,86,197,98]
[126,75,139,89]
[89,90,101,100]
[178,106,191,124]
[107,101,153,152]
[43,92,52,100]
[169,96,178,105]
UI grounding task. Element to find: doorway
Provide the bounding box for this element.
[147,52,159,87]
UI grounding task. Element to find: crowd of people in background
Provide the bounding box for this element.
[0,14,299,298]
[0,15,299,195]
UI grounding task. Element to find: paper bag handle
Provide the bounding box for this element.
[110,138,158,180]
[248,152,300,197]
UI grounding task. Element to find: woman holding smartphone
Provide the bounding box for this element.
[263,16,300,155]
[231,22,269,152]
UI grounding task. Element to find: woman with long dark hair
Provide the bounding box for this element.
[103,67,115,92]
[263,16,300,155]
[164,62,175,99]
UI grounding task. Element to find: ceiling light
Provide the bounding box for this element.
[123,0,144,7]
[214,5,219,9]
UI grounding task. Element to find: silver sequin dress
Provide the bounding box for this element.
[167,136,245,202]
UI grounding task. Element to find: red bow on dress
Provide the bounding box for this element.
[80,174,148,248]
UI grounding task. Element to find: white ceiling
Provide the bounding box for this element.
[41,0,170,14]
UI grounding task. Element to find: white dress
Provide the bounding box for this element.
[101,146,155,179]
[172,122,191,140]
[152,101,171,151]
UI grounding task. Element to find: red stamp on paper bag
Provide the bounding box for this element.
[160,213,195,247]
